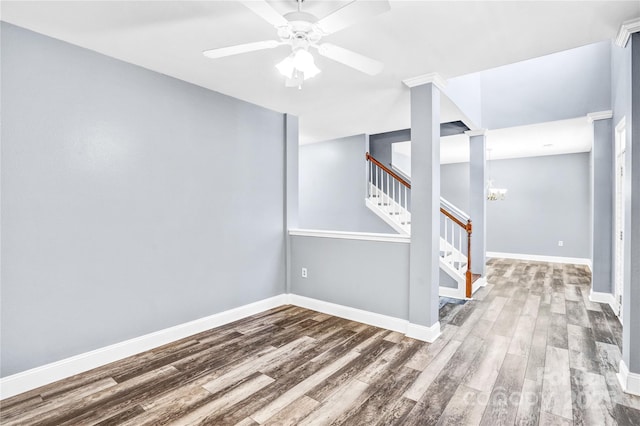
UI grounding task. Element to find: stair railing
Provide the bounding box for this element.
[366,152,411,227]
[440,201,473,298]
[365,152,474,298]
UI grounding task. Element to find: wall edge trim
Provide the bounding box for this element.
[0,295,288,400]
[618,360,640,396]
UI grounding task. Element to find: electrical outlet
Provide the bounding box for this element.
[558,240,564,247]
[301,267,308,278]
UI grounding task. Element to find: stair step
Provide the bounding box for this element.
[378,203,390,206]
[401,221,411,225]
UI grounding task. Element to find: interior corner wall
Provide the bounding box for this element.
[441,153,591,259]
[481,41,612,130]
[0,23,286,377]
[298,135,395,233]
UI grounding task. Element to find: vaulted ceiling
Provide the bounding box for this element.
[2,1,639,143]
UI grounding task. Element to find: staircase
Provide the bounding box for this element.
[365,153,484,299]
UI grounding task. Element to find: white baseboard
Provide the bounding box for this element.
[487,251,592,270]
[406,322,441,342]
[618,360,640,396]
[287,294,440,343]
[589,290,618,314]
[287,294,408,334]
[1,292,446,400]
[0,295,288,400]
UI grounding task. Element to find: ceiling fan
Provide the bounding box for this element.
[203,0,390,88]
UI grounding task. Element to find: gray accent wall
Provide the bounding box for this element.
[441,153,591,259]
[1,23,286,376]
[289,235,409,320]
[298,135,394,233]
[481,41,611,130]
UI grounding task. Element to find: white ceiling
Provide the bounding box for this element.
[393,116,594,164]
[2,1,638,144]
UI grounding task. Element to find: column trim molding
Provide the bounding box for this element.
[616,18,640,48]
[465,129,487,137]
[403,72,447,91]
[587,110,613,123]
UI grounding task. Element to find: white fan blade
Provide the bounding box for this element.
[239,0,288,28]
[317,43,384,76]
[317,0,390,35]
[203,40,281,59]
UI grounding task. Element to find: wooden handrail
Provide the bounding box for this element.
[365,152,411,189]
[440,207,472,232]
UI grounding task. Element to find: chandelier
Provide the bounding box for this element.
[486,149,507,201]
[487,180,508,201]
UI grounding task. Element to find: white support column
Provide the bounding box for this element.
[403,73,445,342]
[466,129,487,277]
[285,114,299,294]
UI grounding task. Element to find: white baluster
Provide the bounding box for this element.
[369,159,372,197]
[386,172,389,210]
[391,179,395,218]
[458,225,462,271]
[450,219,454,267]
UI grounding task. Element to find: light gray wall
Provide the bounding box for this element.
[441,153,591,259]
[1,23,286,376]
[299,135,394,233]
[370,129,411,170]
[440,162,470,212]
[481,41,611,130]
[289,235,409,319]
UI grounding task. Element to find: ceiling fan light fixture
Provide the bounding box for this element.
[276,49,320,84]
[276,55,295,78]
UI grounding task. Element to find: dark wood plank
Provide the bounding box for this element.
[3,260,638,426]
[479,354,527,425]
[587,310,617,345]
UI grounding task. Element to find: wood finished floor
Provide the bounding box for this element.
[2,259,640,425]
